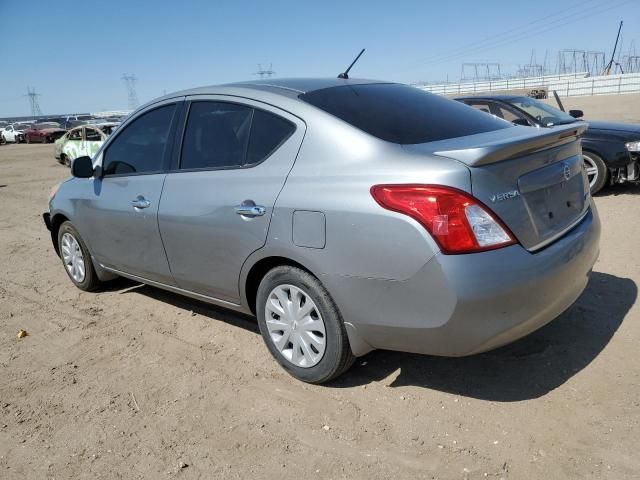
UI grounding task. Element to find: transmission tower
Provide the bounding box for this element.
[25,86,42,119]
[121,74,139,110]
[253,63,276,79]
[557,50,588,75]
[585,51,606,76]
[515,50,543,78]
[622,55,640,73]
[460,63,502,82]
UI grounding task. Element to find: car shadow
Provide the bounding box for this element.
[109,277,259,333]
[108,271,634,402]
[331,271,636,400]
[595,182,640,196]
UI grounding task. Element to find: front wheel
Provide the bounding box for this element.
[583,152,608,195]
[256,266,355,384]
[57,221,102,291]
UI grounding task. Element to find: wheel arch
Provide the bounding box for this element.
[240,251,373,357]
[243,255,315,316]
[49,213,70,255]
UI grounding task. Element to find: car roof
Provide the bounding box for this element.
[456,94,524,102]
[152,77,390,103]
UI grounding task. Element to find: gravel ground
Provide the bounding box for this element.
[1,143,639,479]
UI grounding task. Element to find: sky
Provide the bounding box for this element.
[1,0,638,116]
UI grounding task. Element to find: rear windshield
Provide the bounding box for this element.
[299,83,511,144]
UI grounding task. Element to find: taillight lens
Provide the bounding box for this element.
[370,184,516,254]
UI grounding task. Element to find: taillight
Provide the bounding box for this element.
[370,184,516,254]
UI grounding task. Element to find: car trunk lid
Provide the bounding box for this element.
[404,124,590,251]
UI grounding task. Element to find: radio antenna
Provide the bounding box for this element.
[338,49,366,79]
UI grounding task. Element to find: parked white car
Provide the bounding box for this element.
[1,123,32,143]
[54,123,119,166]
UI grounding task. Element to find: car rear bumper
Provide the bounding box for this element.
[325,205,601,357]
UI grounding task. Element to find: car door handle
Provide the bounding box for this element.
[131,196,151,209]
[234,205,266,216]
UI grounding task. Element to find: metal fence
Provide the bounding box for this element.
[415,72,640,97]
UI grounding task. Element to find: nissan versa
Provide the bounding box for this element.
[44,79,601,383]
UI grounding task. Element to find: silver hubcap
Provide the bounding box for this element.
[61,232,85,283]
[583,155,598,189]
[265,284,326,368]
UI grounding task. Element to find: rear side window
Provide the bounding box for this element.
[180,101,295,170]
[300,83,511,144]
[85,128,101,141]
[103,104,176,176]
[246,109,295,165]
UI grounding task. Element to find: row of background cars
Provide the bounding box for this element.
[2,93,639,194]
[0,114,125,166]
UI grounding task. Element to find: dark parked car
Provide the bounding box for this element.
[456,95,640,194]
[25,122,67,144]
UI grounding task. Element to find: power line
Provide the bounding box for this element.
[406,0,600,68]
[424,0,634,67]
[405,0,635,70]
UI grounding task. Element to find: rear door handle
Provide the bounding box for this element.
[234,205,266,217]
[131,196,151,209]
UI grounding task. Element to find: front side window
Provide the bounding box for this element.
[465,101,493,115]
[300,84,511,144]
[102,104,176,176]
[508,97,576,126]
[493,105,521,122]
[68,129,82,141]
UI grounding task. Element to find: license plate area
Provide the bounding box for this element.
[518,155,587,239]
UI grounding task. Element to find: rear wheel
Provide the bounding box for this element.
[583,151,608,195]
[57,221,102,291]
[256,266,355,384]
[60,154,70,167]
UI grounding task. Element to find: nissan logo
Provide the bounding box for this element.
[562,162,571,181]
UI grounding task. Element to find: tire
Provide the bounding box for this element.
[256,265,355,384]
[57,221,102,292]
[583,151,608,195]
[43,136,49,144]
[60,154,70,167]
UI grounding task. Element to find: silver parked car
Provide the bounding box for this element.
[44,79,600,383]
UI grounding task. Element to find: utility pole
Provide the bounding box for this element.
[25,86,42,119]
[605,21,623,75]
[121,74,139,110]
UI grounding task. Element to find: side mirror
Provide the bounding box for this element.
[71,156,94,178]
[569,109,584,119]
[512,118,531,126]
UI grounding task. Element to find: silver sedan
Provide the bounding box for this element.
[44,78,600,383]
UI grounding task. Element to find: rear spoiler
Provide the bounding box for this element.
[433,123,588,167]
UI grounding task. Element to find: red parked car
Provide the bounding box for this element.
[25,122,66,144]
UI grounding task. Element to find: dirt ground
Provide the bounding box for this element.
[1,143,639,480]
